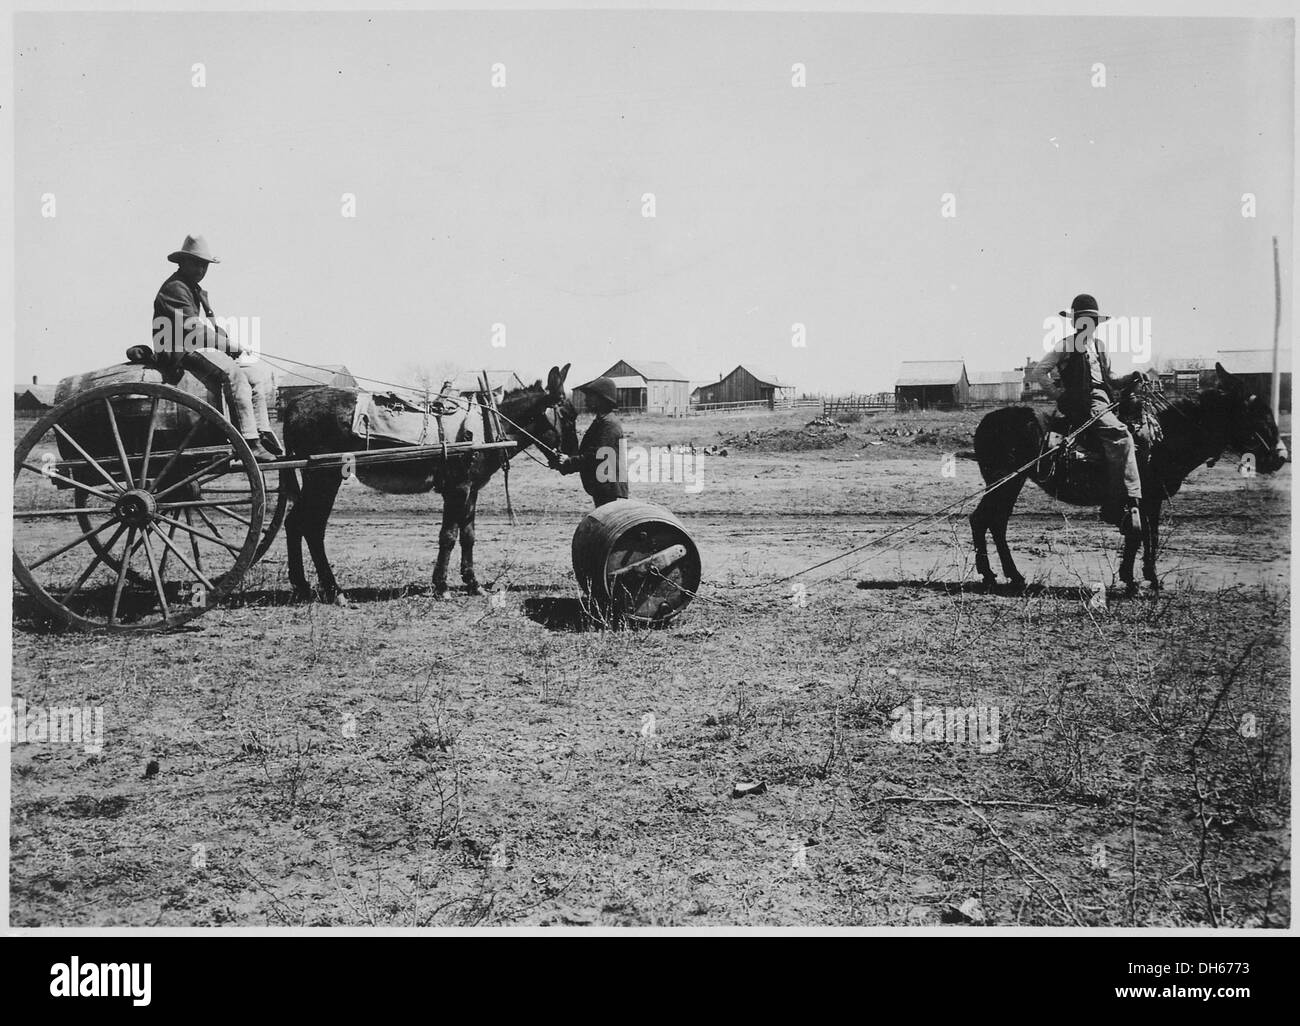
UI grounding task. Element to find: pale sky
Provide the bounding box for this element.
[13,12,1294,394]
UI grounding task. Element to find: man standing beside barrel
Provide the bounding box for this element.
[551,376,628,506]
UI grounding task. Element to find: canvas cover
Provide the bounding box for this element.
[349,391,489,449]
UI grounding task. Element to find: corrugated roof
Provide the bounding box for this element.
[619,360,688,381]
[968,370,1023,385]
[1217,349,1292,376]
[276,364,355,389]
[896,360,967,387]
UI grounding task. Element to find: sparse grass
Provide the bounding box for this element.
[8,440,1289,927]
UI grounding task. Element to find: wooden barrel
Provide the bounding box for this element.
[571,499,701,626]
[52,363,227,459]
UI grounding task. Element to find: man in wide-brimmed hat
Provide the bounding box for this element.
[151,234,278,462]
[552,376,628,506]
[1032,293,1143,536]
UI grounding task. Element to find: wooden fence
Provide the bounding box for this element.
[684,398,822,415]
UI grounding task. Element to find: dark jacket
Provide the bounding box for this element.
[1058,331,1128,423]
[563,413,628,506]
[152,271,227,369]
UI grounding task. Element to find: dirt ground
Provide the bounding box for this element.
[9,407,1291,926]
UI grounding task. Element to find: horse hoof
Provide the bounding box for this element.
[332,591,352,607]
[979,576,997,591]
[464,584,482,597]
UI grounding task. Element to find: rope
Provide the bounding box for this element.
[739,399,1123,592]
[256,351,1148,600]
[258,351,439,399]
[259,350,566,463]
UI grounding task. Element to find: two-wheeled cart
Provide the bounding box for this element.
[13,364,514,631]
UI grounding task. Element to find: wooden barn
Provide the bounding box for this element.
[895,361,969,409]
[276,364,358,409]
[691,365,796,408]
[14,382,58,412]
[575,359,690,414]
[1216,349,1291,412]
[967,369,1023,404]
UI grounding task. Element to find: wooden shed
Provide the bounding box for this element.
[276,364,358,409]
[575,359,690,414]
[14,383,58,412]
[691,365,796,408]
[895,361,969,409]
[967,369,1023,404]
[1215,349,1291,412]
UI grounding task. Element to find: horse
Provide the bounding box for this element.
[279,364,578,604]
[969,363,1288,592]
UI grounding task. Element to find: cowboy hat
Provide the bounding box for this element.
[576,376,618,405]
[1058,293,1109,322]
[168,234,220,264]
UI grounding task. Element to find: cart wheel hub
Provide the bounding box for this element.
[114,489,157,528]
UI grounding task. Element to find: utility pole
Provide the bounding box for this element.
[1272,235,1282,414]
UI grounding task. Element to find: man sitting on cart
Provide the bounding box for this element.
[152,234,279,463]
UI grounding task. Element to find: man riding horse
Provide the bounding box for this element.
[1031,293,1145,538]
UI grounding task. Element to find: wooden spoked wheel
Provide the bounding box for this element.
[73,467,287,576]
[13,382,266,630]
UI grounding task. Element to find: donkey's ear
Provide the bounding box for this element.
[559,362,571,385]
[546,366,563,394]
[1216,362,1244,397]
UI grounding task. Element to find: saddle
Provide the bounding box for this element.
[1036,379,1164,487]
[125,345,159,366]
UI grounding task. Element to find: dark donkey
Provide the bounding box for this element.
[970,364,1288,592]
[280,365,578,603]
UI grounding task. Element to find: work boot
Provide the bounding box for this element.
[243,438,278,464]
[259,431,284,456]
[1121,501,1143,539]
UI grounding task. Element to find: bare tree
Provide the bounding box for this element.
[402,360,462,396]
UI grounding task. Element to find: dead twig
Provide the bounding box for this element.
[865,793,1058,810]
[934,788,1085,927]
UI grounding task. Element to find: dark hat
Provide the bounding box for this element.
[168,234,219,264]
[1058,293,1109,322]
[577,376,618,404]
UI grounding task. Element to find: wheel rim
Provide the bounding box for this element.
[13,381,265,630]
